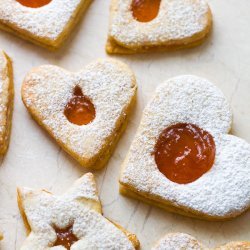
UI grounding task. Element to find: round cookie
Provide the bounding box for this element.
[152,233,204,250]
[153,233,250,250]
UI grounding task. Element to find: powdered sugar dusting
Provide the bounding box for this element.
[121,75,250,218]
[0,51,10,135]
[0,0,86,40]
[109,0,210,47]
[22,59,136,161]
[152,233,203,250]
[19,173,135,250]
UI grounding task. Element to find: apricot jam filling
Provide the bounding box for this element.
[131,0,161,22]
[54,225,78,250]
[64,86,96,126]
[154,123,215,184]
[16,0,52,8]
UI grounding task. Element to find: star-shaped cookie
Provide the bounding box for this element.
[21,59,137,169]
[152,233,250,250]
[18,173,139,249]
[0,0,93,50]
[120,75,250,220]
[0,50,14,155]
[106,0,212,54]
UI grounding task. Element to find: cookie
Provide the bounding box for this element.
[0,232,3,240]
[0,51,14,155]
[18,173,140,249]
[22,59,137,169]
[106,0,212,54]
[152,233,204,250]
[0,0,93,50]
[120,75,250,220]
[215,242,250,250]
[153,233,250,250]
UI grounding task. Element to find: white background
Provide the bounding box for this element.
[0,0,250,249]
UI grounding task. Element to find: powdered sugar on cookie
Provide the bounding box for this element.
[0,0,87,40]
[0,51,9,99]
[120,75,250,219]
[0,51,8,121]
[22,59,136,166]
[19,173,136,250]
[152,233,203,250]
[0,51,13,151]
[153,233,250,250]
[109,0,210,47]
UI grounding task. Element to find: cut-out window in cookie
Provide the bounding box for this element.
[106,0,212,54]
[21,59,137,169]
[54,225,78,249]
[64,86,96,126]
[0,0,93,50]
[152,233,250,250]
[16,0,52,8]
[120,75,250,220]
[18,173,139,249]
[131,0,161,22]
[154,123,216,184]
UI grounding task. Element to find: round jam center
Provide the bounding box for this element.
[131,0,161,22]
[16,0,52,8]
[64,86,96,126]
[54,226,78,250]
[154,123,215,184]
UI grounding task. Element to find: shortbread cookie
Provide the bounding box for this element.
[106,0,212,54]
[120,75,250,220]
[0,0,93,50]
[18,173,140,249]
[215,242,250,250]
[0,51,14,155]
[152,233,204,250]
[153,233,250,250]
[22,59,137,169]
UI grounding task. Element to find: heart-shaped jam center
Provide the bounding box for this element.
[154,123,215,184]
[64,86,96,126]
[131,0,161,22]
[16,0,52,8]
[54,225,78,250]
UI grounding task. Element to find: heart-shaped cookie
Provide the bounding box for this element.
[153,233,250,250]
[120,75,250,220]
[22,59,137,169]
[18,173,140,249]
[0,50,14,155]
[0,0,93,50]
[106,0,212,54]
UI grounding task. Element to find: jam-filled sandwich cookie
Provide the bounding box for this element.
[0,0,93,50]
[22,59,137,169]
[152,233,250,250]
[106,0,212,54]
[18,173,140,250]
[120,75,250,220]
[0,51,14,155]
